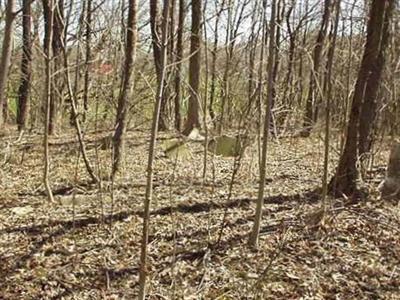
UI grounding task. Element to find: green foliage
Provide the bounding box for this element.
[8,97,17,118]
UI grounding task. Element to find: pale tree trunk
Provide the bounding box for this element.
[0,0,16,126]
[249,0,277,248]
[112,0,138,177]
[138,0,169,298]
[43,0,55,203]
[17,0,32,131]
[183,0,202,135]
[329,0,395,197]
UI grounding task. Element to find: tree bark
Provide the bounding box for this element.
[43,0,55,203]
[173,0,185,131]
[301,0,331,137]
[49,0,65,134]
[209,0,225,127]
[329,0,395,197]
[138,0,169,298]
[112,0,138,177]
[358,0,395,157]
[17,0,33,131]
[0,0,16,126]
[249,0,277,248]
[83,0,93,120]
[183,0,202,135]
[150,0,169,131]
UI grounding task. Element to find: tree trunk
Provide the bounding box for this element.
[43,0,55,203]
[329,0,395,197]
[173,0,185,131]
[218,0,232,134]
[209,0,225,127]
[270,0,284,135]
[301,0,331,137]
[183,0,202,135]
[358,0,395,157]
[49,0,65,134]
[0,0,16,126]
[150,0,169,131]
[249,0,277,248]
[17,0,33,131]
[322,0,340,203]
[112,0,138,176]
[83,0,93,120]
[138,0,169,298]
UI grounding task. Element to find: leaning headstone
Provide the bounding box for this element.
[161,139,190,160]
[207,134,251,157]
[378,142,400,199]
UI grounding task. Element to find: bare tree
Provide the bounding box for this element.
[16,0,32,131]
[249,0,277,248]
[48,0,65,134]
[321,0,340,204]
[112,0,138,177]
[358,0,395,157]
[150,0,169,131]
[301,0,331,137]
[43,0,55,203]
[138,0,169,298]
[173,0,185,131]
[83,0,93,120]
[329,0,395,197]
[183,0,202,135]
[209,0,225,126]
[0,0,16,125]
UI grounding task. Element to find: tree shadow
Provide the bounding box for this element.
[1,189,320,298]
[2,189,320,236]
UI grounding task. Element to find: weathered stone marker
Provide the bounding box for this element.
[379,142,400,199]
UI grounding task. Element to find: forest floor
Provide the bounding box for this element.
[0,128,399,299]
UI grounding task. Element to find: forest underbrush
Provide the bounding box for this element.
[1,129,399,299]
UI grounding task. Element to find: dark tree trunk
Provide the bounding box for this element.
[329,0,395,197]
[112,0,138,176]
[280,0,296,127]
[0,0,16,126]
[150,0,162,81]
[209,0,225,127]
[301,0,331,137]
[173,0,185,131]
[42,0,55,202]
[83,0,93,120]
[48,0,64,134]
[150,0,169,131]
[17,0,32,131]
[358,0,394,156]
[183,0,201,135]
[270,0,284,134]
